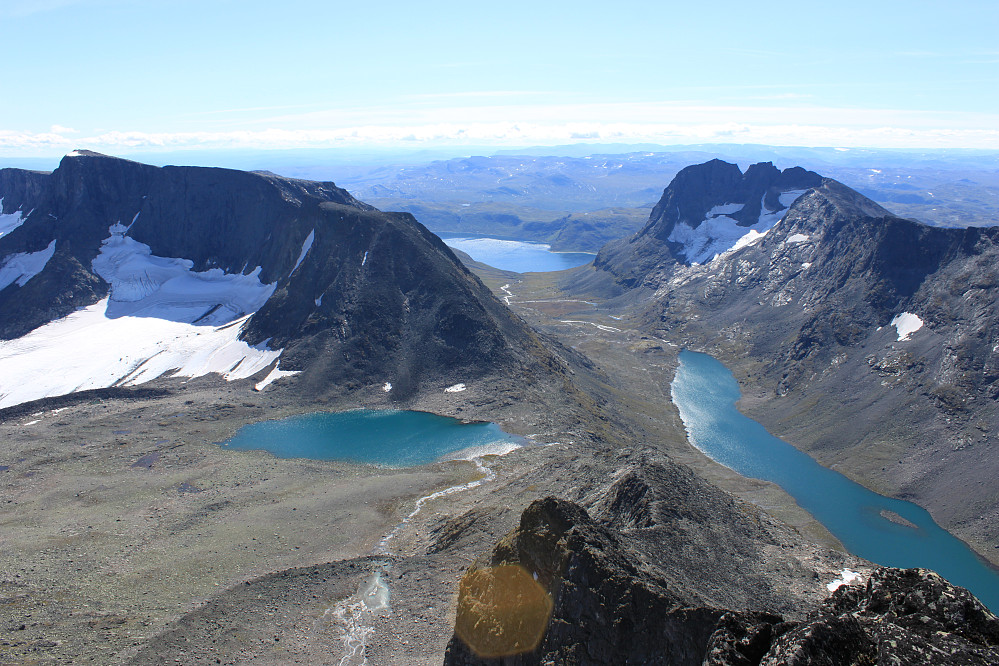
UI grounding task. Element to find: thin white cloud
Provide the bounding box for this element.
[50,124,77,134]
[3,118,998,156]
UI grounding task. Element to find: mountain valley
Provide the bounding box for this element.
[1,151,997,664]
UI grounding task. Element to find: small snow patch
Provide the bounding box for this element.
[22,419,40,426]
[890,312,924,341]
[361,250,369,267]
[826,568,863,592]
[253,362,299,391]
[801,262,812,269]
[290,229,314,276]
[444,383,466,393]
[787,233,810,243]
[382,382,392,392]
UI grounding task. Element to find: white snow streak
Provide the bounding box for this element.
[290,229,315,276]
[0,239,56,290]
[382,382,392,392]
[668,190,807,265]
[444,383,466,393]
[787,233,810,243]
[890,312,924,341]
[361,251,368,267]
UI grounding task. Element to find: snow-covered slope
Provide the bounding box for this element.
[0,299,285,408]
[667,191,808,264]
[0,151,561,409]
[0,239,56,291]
[0,220,293,408]
[93,221,276,324]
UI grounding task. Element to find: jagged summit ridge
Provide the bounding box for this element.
[591,160,821,287]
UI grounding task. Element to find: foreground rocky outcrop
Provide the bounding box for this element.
[705,568,999,665]
[445,497,999,665]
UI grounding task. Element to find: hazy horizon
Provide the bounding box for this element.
[2,0,997,158]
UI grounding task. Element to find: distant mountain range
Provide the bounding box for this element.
[329,148,998,253]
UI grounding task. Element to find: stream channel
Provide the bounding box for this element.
[671,349,999,612]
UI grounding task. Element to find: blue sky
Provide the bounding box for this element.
[2,0,997,156]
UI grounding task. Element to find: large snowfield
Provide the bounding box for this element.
[669,190,808,264]
[0,221,291,409]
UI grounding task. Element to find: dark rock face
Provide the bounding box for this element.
[705,568,999,665]
[591,160,821,288]
[444,497,725,666]
[0,151,564,398]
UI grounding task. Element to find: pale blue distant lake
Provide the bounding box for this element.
[221,409,524,467]
[437,233,594,272]
[671,349,999,612]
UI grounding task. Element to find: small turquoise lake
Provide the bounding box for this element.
[221,409,523,467]
[438,233,595,273]
[671,349,999,613]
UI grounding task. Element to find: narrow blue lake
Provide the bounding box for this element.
[437,233,594,273]
[221,409,523,467]
[671,349,999,612]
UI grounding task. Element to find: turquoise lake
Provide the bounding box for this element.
[221,409,523,467]
[671,349,999,612]
[438,233,595,272]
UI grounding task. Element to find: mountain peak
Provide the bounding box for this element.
[589,160,822,288]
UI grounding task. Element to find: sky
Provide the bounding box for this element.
[2,0,997,158]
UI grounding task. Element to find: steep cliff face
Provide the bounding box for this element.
[0,152,566,406]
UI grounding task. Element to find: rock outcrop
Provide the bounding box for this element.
[704,568,999,665]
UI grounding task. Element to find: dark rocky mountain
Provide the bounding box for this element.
[444,495,999,665]
[591,160,822,288]
[570,159,999,564]
[0,151,568,404]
